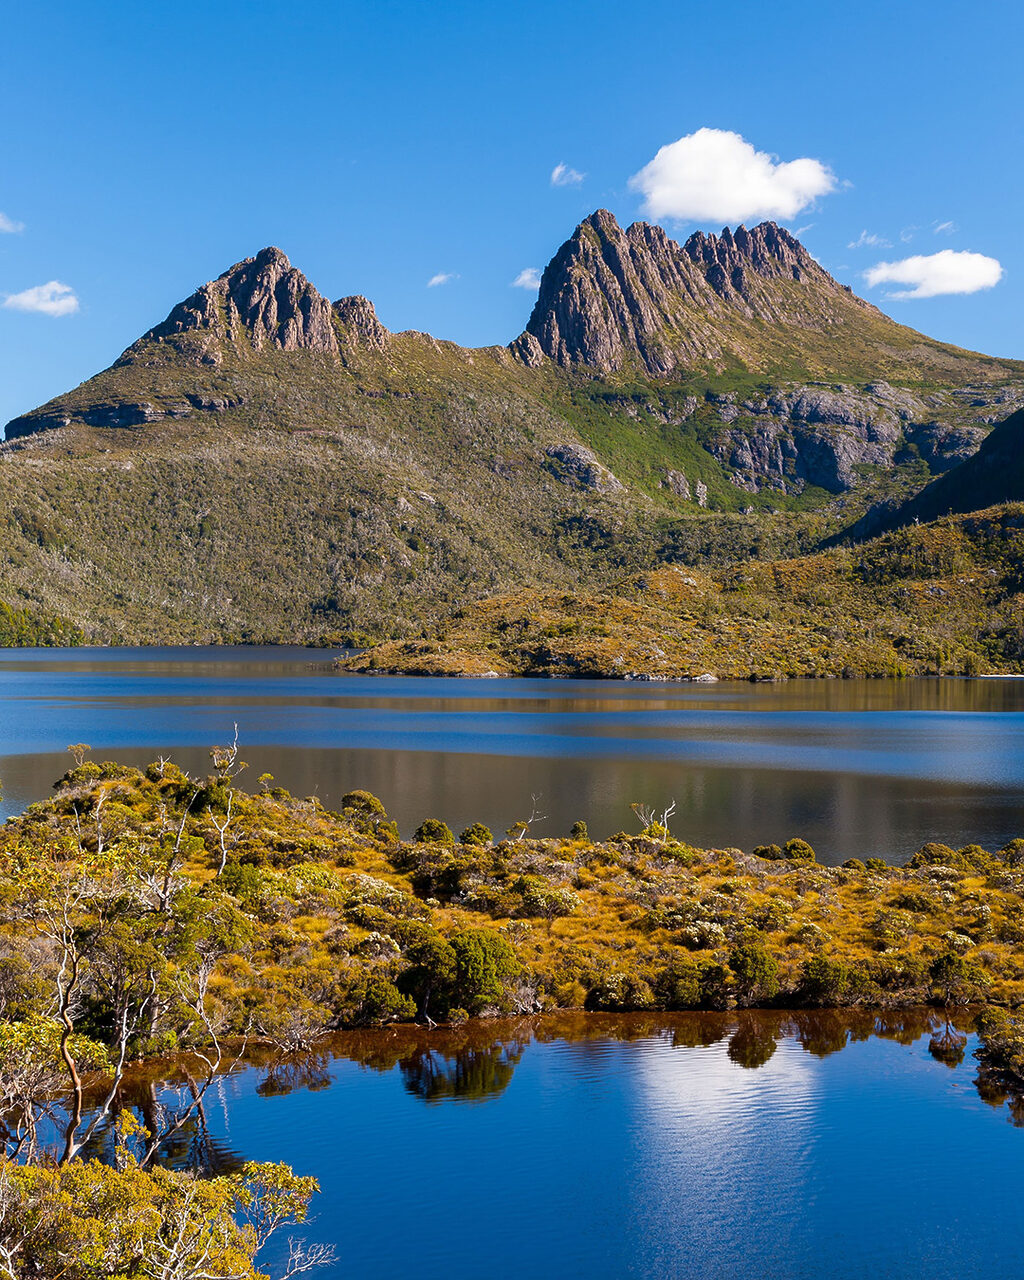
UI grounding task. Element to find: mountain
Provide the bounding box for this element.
[2,212,1022,644]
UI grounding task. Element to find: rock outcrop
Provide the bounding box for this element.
[520,210,880,376]
[333,295,389,352]
[543,443,623,494]
[839,406,1024,540]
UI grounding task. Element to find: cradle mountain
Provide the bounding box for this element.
[2,210,1023,648]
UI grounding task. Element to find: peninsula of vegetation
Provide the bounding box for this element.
[339,504,1024,680]
[5,746,1024,1270]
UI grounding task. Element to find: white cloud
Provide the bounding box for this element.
[550,162,585,187]
[426,272,457,288]
[2,280,79,316]
[628,127,837,224]
[899,225,917,243]
[933,219,957,235]
[0,212,24,234]
[510,267,542,290]
[863,249,1003,299]
[848,229,892,249]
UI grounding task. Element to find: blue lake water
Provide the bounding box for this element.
[1,647,1024,861]
[114,1012,1024,1280]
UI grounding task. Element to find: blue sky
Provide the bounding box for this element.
[2,0,1022,426]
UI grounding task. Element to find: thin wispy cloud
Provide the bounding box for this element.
[864,249,1002,299]
[628,127,837,223]
[426,272,458,288]
[3,280,79,316]
[899,226,918,243]
[933,220,957,235]
[511,267,542,290]
[848,230,892,249]
[550,162,585,187]
[0,212,24,234]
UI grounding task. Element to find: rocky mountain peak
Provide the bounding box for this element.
[139,246,341,356]
[520,209,857,376]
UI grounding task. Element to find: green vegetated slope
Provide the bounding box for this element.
[342,505,1024,678]
[2,217,1022,645]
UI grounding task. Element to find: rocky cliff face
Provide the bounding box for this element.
[840,407,1024,540]
[703,381,1023,496]
[521,211,871,376]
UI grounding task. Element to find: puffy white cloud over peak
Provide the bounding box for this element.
[628,128,837,224]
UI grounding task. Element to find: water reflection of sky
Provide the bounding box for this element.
[3,651,1024,860]
[113,1018,1024,1280]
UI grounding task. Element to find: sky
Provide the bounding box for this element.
[2,0,1023,427]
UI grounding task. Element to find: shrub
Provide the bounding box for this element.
[652,957,732,1010]
[929,952,988,1004]
[570,820,589,840]
[753,844,784,861]
[355,975,417,1025]
[342,789,387,816]
[584,972,654,1011]
[413,819,455,846]
[513,875,580,921]
[865,857,888,873]
[460,822,493,847]
[890,890,937,913]
[449,928,519,1013]
[729,940,780,1003]
[800,955,850,1004]
[842,859,866,872]
[784,838,816,863]
[907,841,959,868]
[999,837,1024,866]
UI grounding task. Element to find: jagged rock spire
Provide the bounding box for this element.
[520,210,851,376]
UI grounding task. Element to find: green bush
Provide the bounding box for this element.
[414,819,455,846]
[460,822,493,847]
[729,939,779,1003]
[800,955,850,1004]
[342,789,387,816]
[784,838,816,863]
[449,928,519,1013]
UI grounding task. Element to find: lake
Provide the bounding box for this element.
[106,1011,1024,1280]
[2,647,1024,862]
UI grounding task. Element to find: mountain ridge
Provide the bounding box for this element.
[1,210,1022,645]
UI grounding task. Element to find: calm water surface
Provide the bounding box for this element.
[109,1012,1024,1280]
[1,647,1024,861]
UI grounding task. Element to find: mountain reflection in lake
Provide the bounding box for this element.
[90,1011,1024,1280]
[3,648,1024,861]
